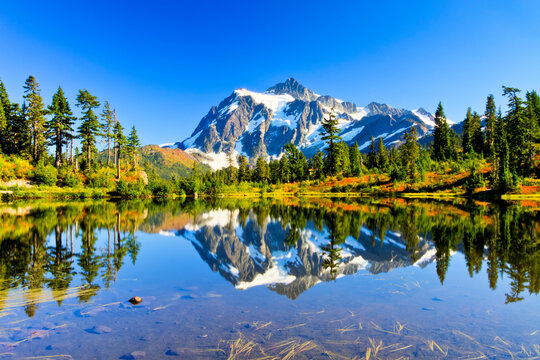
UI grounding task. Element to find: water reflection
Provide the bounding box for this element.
[0,198,539,319]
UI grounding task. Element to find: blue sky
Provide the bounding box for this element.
[0,0,539,145]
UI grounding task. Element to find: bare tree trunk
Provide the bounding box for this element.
[70,130,74,165]
[116,149,121,180]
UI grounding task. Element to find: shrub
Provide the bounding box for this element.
[89,168,115,188]
[32,163,58,186]
[63,172,82,187]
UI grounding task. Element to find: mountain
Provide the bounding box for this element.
[140,145,208,180]
[172,209,436,299]
[164,78,449,170]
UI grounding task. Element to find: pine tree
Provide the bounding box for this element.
[321,113,342,175]
[484,94,497,157]
[367,136,377,168]
[76,89,101,168]
[113,120,126,179]
[127,126,141,170]
[23,76,47,162]
[237,155,250,182]
[0,80,12,153]
[312,150,325,180]
[279,156,290,183]
[0,99,6,152]
[47,87,75,167]
[101,101,115,166]
[376,137,388,170]
[349,142,362,176]
[432,102,450,161]
[254,156,269,183]
[462,107,473,155]
[503,86,530,174]
[400,127,419,181]
[471,112,484,155]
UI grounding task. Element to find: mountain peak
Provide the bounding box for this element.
[266,78,319,102]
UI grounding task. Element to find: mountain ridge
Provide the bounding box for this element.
[165,78,446,170]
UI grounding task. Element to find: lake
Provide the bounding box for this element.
[0,197,539,359]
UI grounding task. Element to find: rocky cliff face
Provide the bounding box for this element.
[165,78,441,169]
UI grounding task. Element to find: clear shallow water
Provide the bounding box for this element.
[0,198,539,359]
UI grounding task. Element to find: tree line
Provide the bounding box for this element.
[187,85,539,195]
[0,76,141,179]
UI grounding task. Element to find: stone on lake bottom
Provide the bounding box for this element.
[129,296,142,305]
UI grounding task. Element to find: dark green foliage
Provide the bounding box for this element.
[312,150,325,180]
[76,89,101,167]
[32,163,58,186]
[462,108,474,155]
[484,95,497,157]
[284,142,307,181]
[127,126,141,169]
[321,113,342,175]
[101,101,115,165]
[399,126,419,181]
[349,142,362,176]
[47,87,75,167]
[237,155,250,182]
[253,156,269,183]
[432,102,450,161]
[24,76,47,162]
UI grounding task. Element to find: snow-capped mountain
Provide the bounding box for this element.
[173,209,436,299]
[165,78,442,170]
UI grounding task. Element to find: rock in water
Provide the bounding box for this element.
[129,296,142,305]
[130,351,146,359]
[87,325,112,334]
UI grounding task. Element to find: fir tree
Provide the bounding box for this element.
[321,113,342,175]
[367,136,377,168]
[101,101,115,165]
[254,156,269,183]
[312,150,325,180]
[279,156,290,183]
[23,76,47,162]
[237,155,250,182]
[127,126,141,170]
[400,127,419,181]
[0,98,6,151]
[76,89,101,168]
[376,137,388,170]
[462,107,474,155]
[47,87,75,167]
[349,142,362,176]
[432,102,450,161]
[113,120,126,179]
[502,86,531,174]
[484,94,497,157]
[471,112,484,155]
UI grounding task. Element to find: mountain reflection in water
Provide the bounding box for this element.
[0,198,539,319]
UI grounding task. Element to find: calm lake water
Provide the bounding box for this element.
[0,197,539,359]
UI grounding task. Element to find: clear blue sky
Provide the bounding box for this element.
[1,0,539,145]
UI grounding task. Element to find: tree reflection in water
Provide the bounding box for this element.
[0,198,538,317]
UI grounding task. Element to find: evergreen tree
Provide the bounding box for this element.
[471,112,484,155]
[321,113,342,175]
[400,127,419,181]
[47,87,75,167]
[127,126,141,170]
[101,101,115,166]
[284,142,306,181]
[0,98,6,151]
[113,120,126,179]
[279,155,290,183]
[367,136,377,168]
[336,141,351,175]
[502,86,532,175]
[76,89,101,168]
[349,142,362,176]
[23,76,47,162]
[376,137,388,170]
[237,155,250,182]
[462,107,474,155]
[432,102,450,161]
[484,94,497,157]
[312,150,325,180]
[254,156,269,183]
